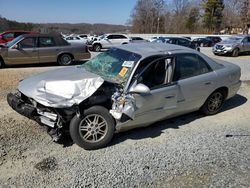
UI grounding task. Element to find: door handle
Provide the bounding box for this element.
[204,81,212,85]
[165,95,175,99]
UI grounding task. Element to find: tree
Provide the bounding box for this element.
[202,0,224,32]
[129,0,166,33]
[186,7,200,33]
[241,0,250,34]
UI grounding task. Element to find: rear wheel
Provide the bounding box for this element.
[93,44,101,52]
[201,90,225,115]
[58,54,73,66]
[0,58,5,68]
[69,106,115,150]
[232,48,239,57]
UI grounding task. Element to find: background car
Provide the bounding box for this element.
[213,35,250,57]
[192,37,213,47]
[0,30,36,44]
[7,43,241,150]
[0,34,90,68]
[129,36,148,43]
[64,36,88,44]
[152,36,200,51]
[91,33,130,52]
[205,36,222,45]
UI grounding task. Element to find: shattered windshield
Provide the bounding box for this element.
[80,48,141,84]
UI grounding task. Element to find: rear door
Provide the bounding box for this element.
[38,36,58,63]
[172,53,217,112]
[7,36,39,65]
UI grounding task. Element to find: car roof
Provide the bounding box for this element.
[115,43,196,58]
[21,33,62,38]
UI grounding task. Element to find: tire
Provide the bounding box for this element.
[232,48,239,57]
[58,54,73,66]
[0,58,5,68]
[200,90,225,115]
[69,106,115,150]
[93,44,101,52]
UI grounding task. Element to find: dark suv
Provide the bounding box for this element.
[152,37,200,51]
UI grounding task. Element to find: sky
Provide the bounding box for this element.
[0,0,137,25]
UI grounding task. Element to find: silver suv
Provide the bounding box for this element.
[213,35,250,57]
[92,33,130,52]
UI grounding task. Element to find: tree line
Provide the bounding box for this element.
[129,0,250,34]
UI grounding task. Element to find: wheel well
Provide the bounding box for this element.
[57,53,74,62]
[93,43,102,48]
[213,87,228,99]
[0,56,5,67]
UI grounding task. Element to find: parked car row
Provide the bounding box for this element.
[0,34,90,68]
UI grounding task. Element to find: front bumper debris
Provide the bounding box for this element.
[7,92,62,142]
[7,93,37,119]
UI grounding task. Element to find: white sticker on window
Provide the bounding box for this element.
[122,61,134,67]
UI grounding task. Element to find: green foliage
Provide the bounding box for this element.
[0,16,34,32]
[203,0,224,32]
[186,7,200,33]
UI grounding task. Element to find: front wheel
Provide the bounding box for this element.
[232,48,239,57]
[58,54,73,66]
[70,106,115,150]
[200,91,225,115]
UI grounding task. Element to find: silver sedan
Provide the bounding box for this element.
[7,43,241,150]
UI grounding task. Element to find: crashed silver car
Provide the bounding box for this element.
[7,43,241,150]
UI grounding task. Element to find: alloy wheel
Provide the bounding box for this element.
[79,114,108,143]
[207,92,223,112]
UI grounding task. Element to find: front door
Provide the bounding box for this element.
[7,37,39,65]
[242,37,250,52]
[126,57,179,126]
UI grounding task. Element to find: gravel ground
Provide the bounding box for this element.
[0,48,250,187]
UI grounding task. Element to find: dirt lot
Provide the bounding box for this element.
[0,49,250,187]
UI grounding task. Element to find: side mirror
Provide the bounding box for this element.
[12,44,19,49]
[129,83,150,94]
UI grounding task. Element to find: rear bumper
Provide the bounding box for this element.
[7,93,37,119]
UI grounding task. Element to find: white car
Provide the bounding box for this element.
[92,34,130,52]
[64,36,88,44]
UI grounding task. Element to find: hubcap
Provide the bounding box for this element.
[79,114,108,143]
[207,92,223,112]
[61,55,71,65]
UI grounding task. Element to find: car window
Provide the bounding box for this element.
[247,37,250,43]
[39,37,56,47]
[3,32,14,39]
[173,54,211,81]
[19,37,37,48]
[137,58,173,90]
[107,35,114,39]
[14,32,26,38]
[117,35,127,39]
[242,37,248,43]
[178,38,190,45]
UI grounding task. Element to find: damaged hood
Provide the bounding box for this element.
[18,66,104,108]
